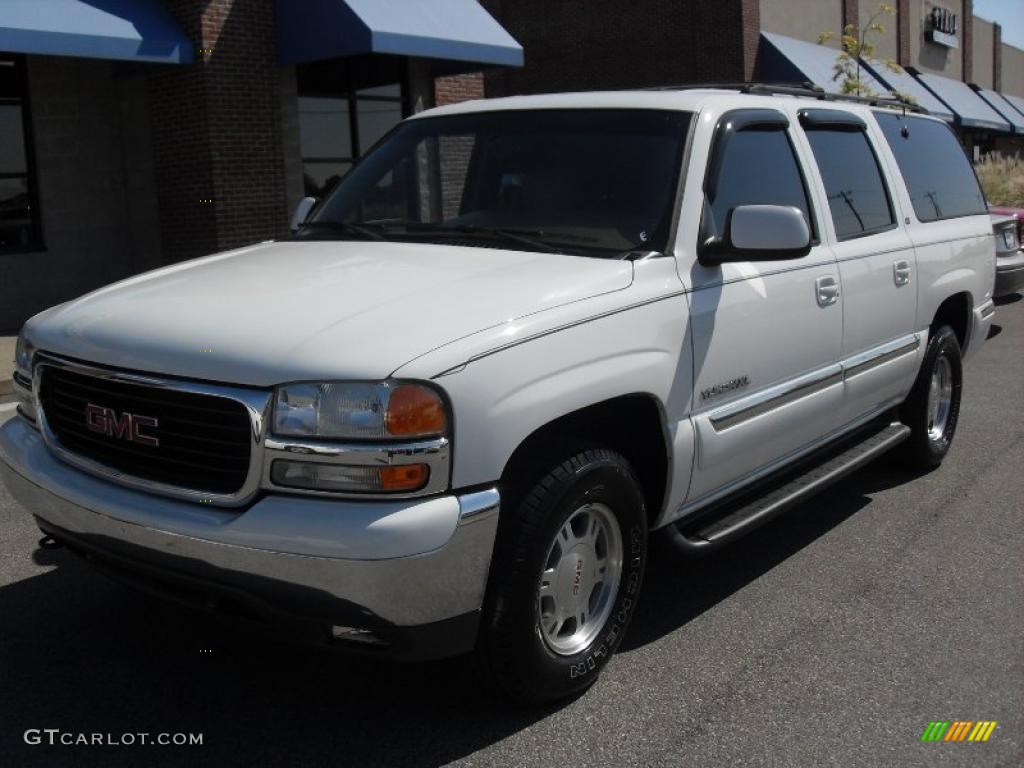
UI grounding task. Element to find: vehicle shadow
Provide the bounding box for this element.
[623,458,926,650]
[993,292,1021,306]
[0,460,921,768]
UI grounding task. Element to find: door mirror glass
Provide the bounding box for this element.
[706,205,810,263]
[290,196,317,232]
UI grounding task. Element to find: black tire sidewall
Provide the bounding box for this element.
[483,451,647,701]
[903,326,963,466]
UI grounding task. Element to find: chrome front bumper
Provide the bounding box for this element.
[0,416,499,659]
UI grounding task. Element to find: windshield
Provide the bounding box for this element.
[296,109,692,257]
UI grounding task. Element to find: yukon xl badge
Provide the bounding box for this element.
[701,375,750,401]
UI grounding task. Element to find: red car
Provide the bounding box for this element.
[989,206,1024,297]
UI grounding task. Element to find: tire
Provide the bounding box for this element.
[899,324,963,469]
[476,448,647,703]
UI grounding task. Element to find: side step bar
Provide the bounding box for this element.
[666,421,910,553]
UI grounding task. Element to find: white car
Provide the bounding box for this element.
[0,85,996,702]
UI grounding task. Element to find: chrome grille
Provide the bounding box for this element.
[37,361,262,500]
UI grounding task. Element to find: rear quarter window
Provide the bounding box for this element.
[874,112,986,223]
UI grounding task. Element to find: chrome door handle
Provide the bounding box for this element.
[815,275,840,306]
[893,259,912,286]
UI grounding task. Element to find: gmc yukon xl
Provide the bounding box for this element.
[0,86,996,702]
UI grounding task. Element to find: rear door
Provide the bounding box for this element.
[795,109,920,425]
[682,107,845,507]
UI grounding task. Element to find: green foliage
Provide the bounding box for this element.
[818,3,914,104]
[975,155,1024,207]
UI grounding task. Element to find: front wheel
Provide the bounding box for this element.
[476,448,647,703]
[899,324,963,469]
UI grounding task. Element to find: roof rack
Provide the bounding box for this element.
[648,81,928,114]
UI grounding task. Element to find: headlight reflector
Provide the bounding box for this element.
[272,381,447,439]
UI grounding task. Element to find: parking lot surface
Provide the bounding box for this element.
[1,297,1021,768]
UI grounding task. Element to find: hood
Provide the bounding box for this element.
[26,240,633,386]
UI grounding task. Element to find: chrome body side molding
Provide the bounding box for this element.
[708,335,920,433]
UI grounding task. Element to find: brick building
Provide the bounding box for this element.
[0,0,520,329]
[481,0,1024,155]
[1,0,1023,330]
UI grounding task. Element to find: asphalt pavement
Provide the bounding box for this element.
[0,297,1021,768]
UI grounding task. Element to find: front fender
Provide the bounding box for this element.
[393,260,692,499]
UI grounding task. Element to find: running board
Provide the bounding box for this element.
[667,422,910,553]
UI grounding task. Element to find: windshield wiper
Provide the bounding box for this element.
[398,223,567,254]
[458,225,568,254]
[298,220,385,241]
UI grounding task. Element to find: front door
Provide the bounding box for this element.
[682,108,845,508]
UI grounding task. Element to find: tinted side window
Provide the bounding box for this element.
[805,128,895,239]
[708,128,813,239]
[875,113,986,222]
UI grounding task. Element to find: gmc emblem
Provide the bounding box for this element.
[85,404,160,447]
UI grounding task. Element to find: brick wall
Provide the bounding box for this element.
[897,0,911,66]
[962,0,974,83]
[431,76,483,219]
[741,0,760,82]
[481,0,753,97]
[993,24,1002,91]
[843,0,859,31]
[148,0,289,264]
[434,73,485,106]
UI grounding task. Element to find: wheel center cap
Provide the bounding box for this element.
[557,547,593,607]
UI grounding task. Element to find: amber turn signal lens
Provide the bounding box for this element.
[385,384,447,437]
[380,464,430,491]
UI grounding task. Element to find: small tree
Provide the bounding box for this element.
[818,3,911,102]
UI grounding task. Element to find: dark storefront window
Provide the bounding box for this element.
[0,56,41,252]
[298,70,405,199]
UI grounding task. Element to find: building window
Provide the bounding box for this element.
[0,56,42,252]
[298,78,405,199]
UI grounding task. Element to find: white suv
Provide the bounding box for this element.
[0,86,996,702]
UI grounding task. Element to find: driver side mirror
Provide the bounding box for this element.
[700,205,811,265]
[290,196,318,232]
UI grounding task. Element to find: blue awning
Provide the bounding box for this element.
[0,0,193,65]
[275,0,523,68]
[911,71,1011,131]
[997,92,1024,123]
[859,60,954,121]
[759,32,887,95]
[972,86,1024,133]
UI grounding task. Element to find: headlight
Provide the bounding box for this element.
[1003,229,1019,250]
[14,328,34,373]
[12,328,38,427]
[273,381,447,440]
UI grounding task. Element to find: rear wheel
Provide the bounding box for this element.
[476,448,647,703]
[899,324,962,468]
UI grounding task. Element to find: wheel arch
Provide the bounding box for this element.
[499,393,672,528]
[931,291,971,351]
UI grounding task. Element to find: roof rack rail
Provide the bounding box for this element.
[647,81,927,114]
